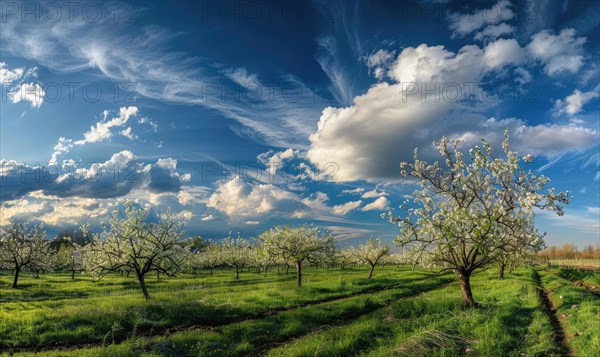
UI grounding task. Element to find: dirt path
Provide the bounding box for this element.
[532,270,572,356]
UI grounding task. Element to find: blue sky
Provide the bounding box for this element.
[0,0,598,248]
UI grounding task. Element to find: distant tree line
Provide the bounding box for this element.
[0,206,395,299]
[539,243,600,260]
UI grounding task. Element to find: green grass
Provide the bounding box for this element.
[1,266,596,356]
[0,267,442,351]
[268,270,562,357]
[537,268,600,356]
[552,267,600,288]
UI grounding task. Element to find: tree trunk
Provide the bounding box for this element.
[12,267,20,288]
[499,263,506,279]
[509,262,515,274]
[210,266,214,275]
[285,264,290,275]
[137,271,150,300]
[235,266,240,279]
[296,261,302,287]
[71,268,75,280]
[458,271,474,305]
[368,264,375,279]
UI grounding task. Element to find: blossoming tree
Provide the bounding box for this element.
[385,132,569,305]
[350,238,390,279]
[0,221,53,288]
[84,203,187,299]
[260,225,334,287]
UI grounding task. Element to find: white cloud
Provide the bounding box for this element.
[0,191,117,226]
[554,89,599,117]
[222,67,259,89]
[206,177,300,218]
[483,38,525,68]
[75,106,139,145]
[180,173,192,182]
[0,15,324,149]
[0,62,24,85]
[474,23,515,41]
[176,210,194,221]
[308,39,598,182]
[586,207,600,215]
[139,117,159,132]
[244,220,261,225]
[201,214,215,221]
[361,189,388,199]
[361,197,390,211]
[365,49,395,79]
[526,28,586,76]
[49,107,139,165]
[10,83,45,108]
[448,0,515,38]
[326,225,377,241]
[257,148,299,178]
[177,185,209,206]
[119,127,137,140]
[332,200,362,215]
[341,187,365,195]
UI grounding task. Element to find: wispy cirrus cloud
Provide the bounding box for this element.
[0,5,324,149]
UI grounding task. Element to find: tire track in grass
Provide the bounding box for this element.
[550,268,600,298]
[246,280,456,357]
[263,283,465,357]
[532,269,572,356]
[2,275,451,355]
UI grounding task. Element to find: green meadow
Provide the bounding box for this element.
[0,266,598,356]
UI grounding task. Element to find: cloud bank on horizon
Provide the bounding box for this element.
[0,0,598,247]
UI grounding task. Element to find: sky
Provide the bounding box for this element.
[0,0,598,248]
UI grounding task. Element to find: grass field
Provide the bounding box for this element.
[0,266,598,356]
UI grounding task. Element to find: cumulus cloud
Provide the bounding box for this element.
[206,177,302,218]
[483,38,525,68]
[364,49,395,79]
[554,89,599,117]
[0,151,186,201]
[75,106,139,145]
[49,107,139,165]
[361,197,390,211]
[526,28,586,76]
[332,200,362,215]
[0,192,117,226]
[0,62,24,85]
[9,82,45,108]
[205,178,351,223]
[307,40,598,182]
